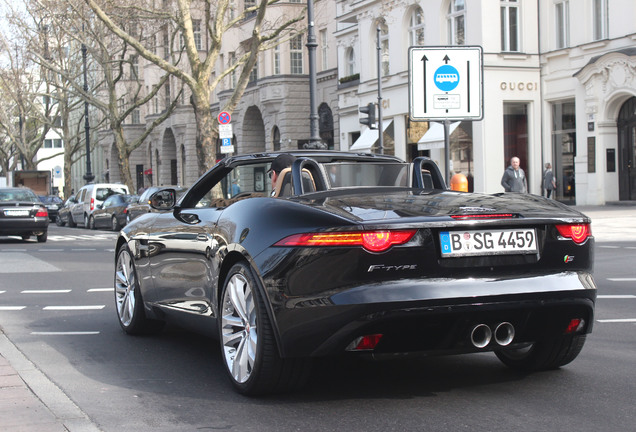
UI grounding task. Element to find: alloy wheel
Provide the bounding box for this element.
[221,273,258,384]
[115,249,136,327]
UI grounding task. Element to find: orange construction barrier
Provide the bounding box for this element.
[450,173,468,192]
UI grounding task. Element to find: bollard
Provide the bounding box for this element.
[450,173,468,192]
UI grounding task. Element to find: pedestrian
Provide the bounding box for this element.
[542,162,556,198]
[501,156,528,193]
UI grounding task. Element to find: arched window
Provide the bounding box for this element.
[347,47,356,76]
[447,0,465,45]
[318,103,334,150]
[272,126,281,151]
[180,144,186,185]
[409,7,425,46]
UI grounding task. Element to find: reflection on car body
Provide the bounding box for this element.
[113,151,596,396]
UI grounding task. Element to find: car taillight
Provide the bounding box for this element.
[451,213,515,220]
[274,230,416,253]
[90,198,95,211]
[35,207,48,218]
[555,224,591,244]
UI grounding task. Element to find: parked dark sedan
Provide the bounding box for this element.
[114,151,596,395]
[90,194,139,230]
[55,195,75,226]
[0,187,49,242]
[38,195,63,222]
[125,186,188,223]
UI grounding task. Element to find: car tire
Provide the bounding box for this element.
[114,244,164,334]
[37,231,47,243]
[111,215,121,231]
[495,334,587,371]
[88,215,96,230]
[219,262,311,395]
[68,215,76,228]
[55,214,65,227]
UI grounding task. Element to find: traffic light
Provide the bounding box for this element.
[359,103,377,129]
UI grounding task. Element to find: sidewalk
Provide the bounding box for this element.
[0,204,633,431]
[0,331,100,432]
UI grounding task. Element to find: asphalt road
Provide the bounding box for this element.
[0,220,635,431]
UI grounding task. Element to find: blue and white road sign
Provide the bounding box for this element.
[409,46,483,121]
[434,65,460,92]
[220,137,234,154]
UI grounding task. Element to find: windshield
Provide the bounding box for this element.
[324,162,410,188]
[0,189,39,202]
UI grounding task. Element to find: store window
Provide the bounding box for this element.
[551,101,576,203]
[503,103,529,190]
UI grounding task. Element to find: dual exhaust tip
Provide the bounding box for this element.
[470,322,515,348]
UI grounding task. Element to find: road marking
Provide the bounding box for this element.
[22,290,72,294]
[39,249,65,252]
[607,278,636,282]
[598,245,620,249]
[0,306,26,311]
[597,318,636,323]
[0,291,5,294]
[87,288,113,292]
[30,331,100,335]
[598,295,636,299]
[1,249,27,252]
[71,248,97,252]
[43,305,105,310]
[0,253,60,273]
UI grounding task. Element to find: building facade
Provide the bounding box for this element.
[92,0,636,205]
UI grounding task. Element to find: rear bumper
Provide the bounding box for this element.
[0,218,49,235]
[270,272,596,357]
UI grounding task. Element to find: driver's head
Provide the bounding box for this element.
[268,153,296,186]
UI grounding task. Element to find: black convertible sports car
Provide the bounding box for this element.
[114,151,596,395]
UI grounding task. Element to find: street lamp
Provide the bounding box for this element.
[304,0,326,150]
[81,29,94,183]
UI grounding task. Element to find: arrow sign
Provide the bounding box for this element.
[408,46,483,121]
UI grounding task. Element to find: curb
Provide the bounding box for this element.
[0,331,101,432]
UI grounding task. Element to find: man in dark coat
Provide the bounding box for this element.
[501,156,528,193]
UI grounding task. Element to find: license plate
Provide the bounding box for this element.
[440,228,538,257]
[4,209,30,217]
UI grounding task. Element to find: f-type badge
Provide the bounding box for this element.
[368,264,418,273]
[564,255,575,263]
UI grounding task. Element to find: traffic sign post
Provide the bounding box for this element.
[218,112,234,154]
[408,46,483,121]
[408,46,483,185]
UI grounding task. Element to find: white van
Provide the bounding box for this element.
[68,183,129,228]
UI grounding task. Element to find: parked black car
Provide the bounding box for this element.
[114,151,596,395]
[38,195,64,222]
[90,194,139,230]
[0,187,49,242]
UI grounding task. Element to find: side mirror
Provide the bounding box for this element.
[150,189,176,210]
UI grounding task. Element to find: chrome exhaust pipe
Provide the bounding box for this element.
[470,324,492,348]
[494,322,515,346]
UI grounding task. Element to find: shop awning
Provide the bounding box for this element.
[417,121,461,150]
[350,120,393,152]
